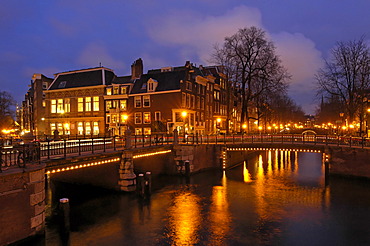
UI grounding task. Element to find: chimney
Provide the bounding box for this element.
[131,58,143,80]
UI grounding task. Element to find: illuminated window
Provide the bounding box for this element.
[106,88,112,95]
[143,95,150,107]
[93,122,99,135]
[112,114,117,123]
[135,112,142,124]
[143,112,151,124]
[78,98,84,112]
[85,97,92,111]
[85,122,91,135]
[113,87,119,95]
[135,128,142,135]
[120,86,127,94]
[57,123,63,134]
[51,99,57,113]
[144,127,151,135]
[42,100,46,108]
[64,122,70,135]
[135,96,141,108]
[106,100,112,111]
[50,123,56,132]
[120,100,127,110]
[57,99,64,113]
[93,97,99,111]
[64,98,70,113]
[77,122,83,135]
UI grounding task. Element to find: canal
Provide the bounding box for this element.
[33,150,370,245]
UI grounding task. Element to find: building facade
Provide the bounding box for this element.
[22,59,238,138]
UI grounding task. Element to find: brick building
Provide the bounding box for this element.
[22,58,238,138]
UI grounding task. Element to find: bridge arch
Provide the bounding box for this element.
[302,129,317,135]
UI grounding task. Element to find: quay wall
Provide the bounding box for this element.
[0,165,45,245]
[327,146,370,179]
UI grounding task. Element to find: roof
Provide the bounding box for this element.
[48,67,115,90]
[130,68,186,94]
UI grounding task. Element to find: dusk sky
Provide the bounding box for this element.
[1,0,370,114]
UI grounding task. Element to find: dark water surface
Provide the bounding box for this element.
[40,151,370,245]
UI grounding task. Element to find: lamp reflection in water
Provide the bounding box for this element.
[167,190,201,245]
[243,161,253,183]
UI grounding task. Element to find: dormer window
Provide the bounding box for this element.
[147,78,158,92]
[58,81,66,88]
[106,88,112,95]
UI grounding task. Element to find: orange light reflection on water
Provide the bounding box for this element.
[168,191,201,245]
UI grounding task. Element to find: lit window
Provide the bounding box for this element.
[143,95,150,107]
[64,98,70,113]
[135,128,142,135]
[135,112,142,124]
[77,122,84,135]
[144,127,151,135]
[93,122,99,135]
[85,97,91,111]
[85,122,91,135]
[120,87,127,94]
[78,98,84,112]
[57,99,64,113]
[106,88,112,95]
[113,87,119,95]
[50,123,56,131]
[51,100,57,113]
[120,100,127,110]
[135,96,141,108]
[93,97,99,111]
[143,112,151,124]
[57,123,63,134]
[106,101,112,111]
[64,122,70,135]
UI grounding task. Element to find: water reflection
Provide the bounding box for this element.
[167,189,201,245]
[39,150,370,246]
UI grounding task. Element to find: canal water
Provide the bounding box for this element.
[36,150,369,245]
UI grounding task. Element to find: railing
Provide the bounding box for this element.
[1,133,369,172]
[0,143,40,172]
[178,133,370,148]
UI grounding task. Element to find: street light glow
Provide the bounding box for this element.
[181,111,187,118]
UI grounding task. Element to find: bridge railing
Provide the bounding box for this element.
[2,133,368,171]
[179,133,370,148]
[0,143,40,172]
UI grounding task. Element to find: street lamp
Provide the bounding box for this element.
[181,111,187,141]
[121,114,128,135]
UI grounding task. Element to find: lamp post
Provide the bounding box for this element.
[216,118,221,134]
[121,114,128,136]
[181,111,187,142]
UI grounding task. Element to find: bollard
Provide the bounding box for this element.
[137,174,145,198]
[59,198,70,234]
[144,172,152,197]
[184,160,190,177]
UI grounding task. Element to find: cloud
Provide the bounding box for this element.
[146,5,263,63]
[272,32,324,90]
[77,43,125,71]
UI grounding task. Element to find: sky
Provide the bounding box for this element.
[1,0,370,114]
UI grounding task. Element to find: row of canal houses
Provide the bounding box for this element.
[21,59,245,138]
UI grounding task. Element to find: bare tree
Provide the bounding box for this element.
[316,37,370,124]
[212,26,290,132]
[0,91,15,130]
